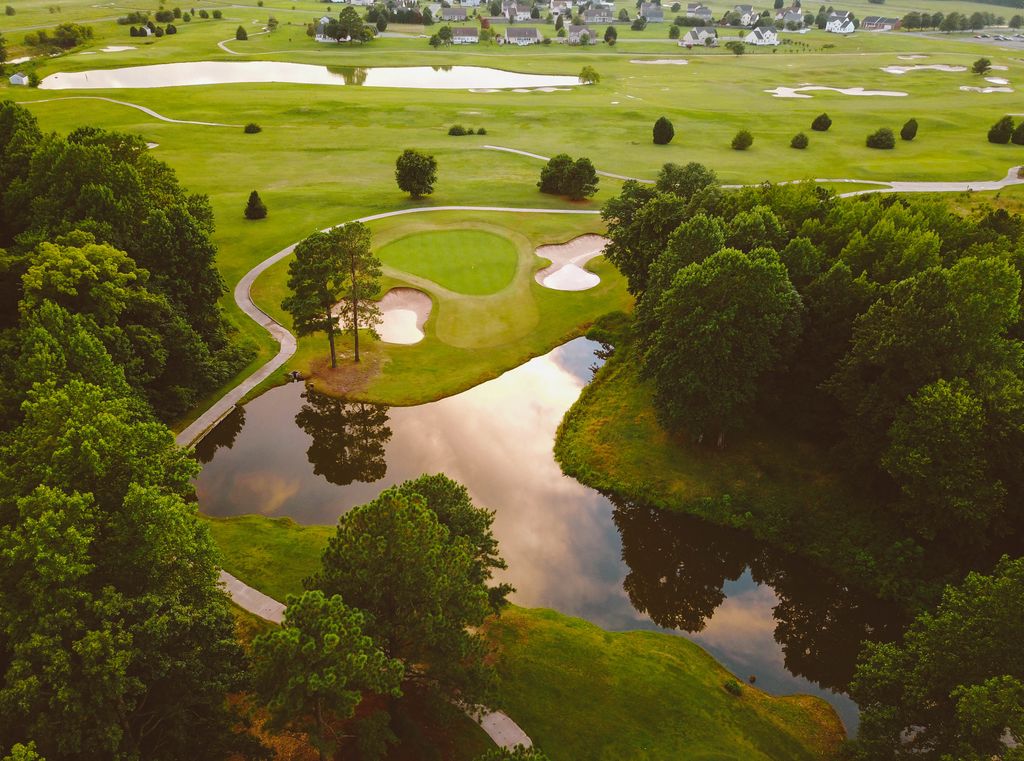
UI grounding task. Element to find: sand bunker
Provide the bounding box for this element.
[535,234,608,291]
[375,288,431,344]
[766,85,908,99]
[880,64,966,74]
[146,142,159,149]
[986,77,1010,84]
[630,59,689,65]
[961,85,1014,93]
[897,55,928,60]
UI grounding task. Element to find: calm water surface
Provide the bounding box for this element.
[40,62,581,90]
[196,338,903,731]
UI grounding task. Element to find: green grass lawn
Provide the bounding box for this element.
[488,607,845,761]
[377,228,519,296]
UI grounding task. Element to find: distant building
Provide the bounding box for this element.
[452,25,480,41]
[640,2,664,21]
[686,3,714,20]
[583,6,612,22]
[775,8,803,26]
[506,2,532,20]
[551,0,573,13]
[681,25,717,45]
[825,9,854,33]
[9,72,29,86]
[744,25,779,44]
[460,0,482,6]
[441,6,468,21]
[861,15,900,29]
[314,16,334,41]
[732,3,758,25]
[568,24,597,42]
[504,25,541,43]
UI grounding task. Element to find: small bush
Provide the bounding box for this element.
[900,118,918,141]
[811,112,831,131]
[448,124,467,136]
[5,5,15,15]
[653,116,675,145]
[866,127,895,149]
[244,122,262,134]
[235,24,247,40]
[198,8,208,17]
[724,679,743,696]
[244,190,268,220]
[731,129,753,151]
[477,126,487,135]
[989,115,1014,144]
[790,132,808,149]
[212,9,222,18]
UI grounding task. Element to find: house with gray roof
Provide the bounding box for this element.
[640,2,664,21]
[504,25,541,43]
[441,6,468,21]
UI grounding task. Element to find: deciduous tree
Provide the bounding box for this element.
[394,148,437,198]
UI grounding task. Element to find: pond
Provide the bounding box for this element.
[195,338,905,732]
[39,62,582,90]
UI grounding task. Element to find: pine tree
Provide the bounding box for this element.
[244,190,268,219]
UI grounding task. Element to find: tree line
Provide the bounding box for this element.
[599,163,1024,759]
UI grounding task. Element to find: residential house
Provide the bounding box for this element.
[861,15,900,29]
[744,24,779,44]
[732,3,758,25]
[584,7,612,22]
[504,25,541,43]
[686,3,713,20]
[640,2,664,21]
[568,23,597,42]
[451,25,480,41]
[314,16,334,41]
[551,0,573,13]
[347,0,372,6]
[8,72,29,86]
[460,0,482,6]
[774,7,803,26]
[511,3,533,19]
[825,9,854,33]
[441,6,468,21]
[681,25,717,45]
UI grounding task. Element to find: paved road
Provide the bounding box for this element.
[18,96,241,127]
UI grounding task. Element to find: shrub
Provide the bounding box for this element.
[154,25,164,36]
[866,127,895,149]
[182,12,190,21]
[537,154,599,200]
[669,24,680,38]
[448,124,467,135]
[165,23,176,33]
[579,65,600,84]
[988,115,1014,144]
[198,8,208,17]
[811,112,831,131]
[235,25,247,40]
[631,16,646,30]
[790,132,808,149]
[900,118,918,141]
[731,129,753,150]
[155,9,173,22]
[1012,121,1024,146]
[652,116,675,145]
[477,126,487,135]
[972,57,991,75]
[244,123,262,134]
[245,190,268,220]
[724,679,743,696]
[212,9,222,18]
[5,5,14,14]
[28,71,40,87]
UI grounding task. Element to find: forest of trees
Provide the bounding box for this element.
[600,163,1024,758]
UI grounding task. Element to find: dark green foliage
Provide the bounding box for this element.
[306,485,498,705]
[475,747,552,761]
[791,132,808,149]
[848,557,1024,760]
[731,129,753,150]
[724,679,743,696]
[900,118,918,141]
[652,115,675,145]
[655,161,718,201]
[235,24,247,39]
[244,189,267,219]
[1013,121,1024,146]
[866,127,896,149]
[604,24,617,42]
[394,148,437,198]
[537,154,599,200]
[971,56,991,74]
[988,115,1014,144]
[244,122,262,133]
[212,8,221,17]
[811,112,832,131]
[448,124,468,135]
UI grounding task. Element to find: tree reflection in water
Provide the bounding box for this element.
[193,405,246,464]
[612,496,906,692]
[294,387,392,486]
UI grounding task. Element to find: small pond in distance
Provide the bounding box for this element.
[196,338,905,732]
[40,62,582,90]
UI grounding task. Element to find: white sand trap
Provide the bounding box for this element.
[961,85,1014,93]
[100,45,136,53]
[881,64,966,74]
[898,55,928,60]
[146,142,159,149]
[766,85,908,98]
[986,77,1010,84]
[535,234,608,292]
[630,59,689,65]
[376,288,431,344]
[992,65,1009,71]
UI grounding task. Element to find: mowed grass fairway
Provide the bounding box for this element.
[377,228,519,296]
[206,514,845,760]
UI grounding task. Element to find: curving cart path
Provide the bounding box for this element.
[180,205,618,751]
[18,96,241,127]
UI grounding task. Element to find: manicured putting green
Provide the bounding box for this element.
[377,230,519,296]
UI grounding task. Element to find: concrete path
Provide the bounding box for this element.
[218,29,270,55]
[18,96,241,127]
[484,144,656,183]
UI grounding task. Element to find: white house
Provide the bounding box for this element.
[825,9,854,32]
[441,6,468,21]
[9,72,29,86]
[681,25,717,45]
[504,25,540,43]
[451,25,480,41]
[744,25,778,44]
[732,3,757,25]
[460,0,482,6]
[686,2,713,20]
[584,7,612,22]
[640,2,664,21]
[314,16,334,41]
[506,3,532,20]
[775,8,803,26]
[861,15,900,29]
[551,0,573,13]
[567,23,597,42]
